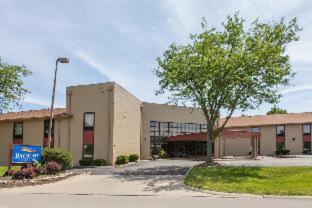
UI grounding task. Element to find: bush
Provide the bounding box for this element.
[115,155,129,165]
[41,161,62,175]
[12,165,39,180]
[3,169,17,177]
[129,154,139,162]
[42,148,74,170]
[79,159,93,166]
[93,159,107,166]
[159,149,167,158]
[275,149,291,156]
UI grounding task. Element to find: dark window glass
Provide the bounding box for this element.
[149,121,206,156]
[13,122,23,138]
[251,127,260,132]
[303,124,311,135]
[276,142,285,151]
[83,144,94,159]
[44,119,54,137]
[84,113,95,131]
[276,125,285,136]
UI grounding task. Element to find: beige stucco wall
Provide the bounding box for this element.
[259,125,276,155]
[0,117,69,166]
[67,83,114,165]
[0,122,13,165]
[141,102,206,159]
[112,84,142,162]
[285,124,303,155]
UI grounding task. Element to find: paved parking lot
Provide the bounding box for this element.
[1,159,312,207]
[215,155,312,167]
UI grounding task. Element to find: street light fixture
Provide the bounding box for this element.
[47,57,69,149]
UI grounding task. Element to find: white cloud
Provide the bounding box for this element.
[74,50,138,87]
[281,84,312,94]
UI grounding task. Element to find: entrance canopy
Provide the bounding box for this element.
[164,130,260,142]
[164,130,261,159]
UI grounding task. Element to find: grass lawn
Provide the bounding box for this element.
[184,166,312,196]
[0,166,20,176]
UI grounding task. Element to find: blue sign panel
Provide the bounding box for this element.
[11,145,41,163]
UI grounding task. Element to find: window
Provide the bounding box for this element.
[84,113,95,130]
[276,125,285,151]
[83,113,95,160]
[83,144,94,158]
[251,127,260,132]
[44,119,54,137]
[149,121,207,156]
[276,125,285,136]
[303,124,311,135]
[13,122,23,138]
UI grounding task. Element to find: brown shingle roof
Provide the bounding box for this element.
[221,112,312,128]
[0,108,68,122]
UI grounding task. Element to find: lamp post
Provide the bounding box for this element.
[47,57,69,149]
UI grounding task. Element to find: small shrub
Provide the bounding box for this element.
[129,154,139,162]
[42,148,74,170]
[115,155,129,165]
[93,159,107,166]
[275,149,290,156]
[12,166,39,180]
[159,149,167,158]
[79,159,93,166]
[42,161,62,175]
[3,169,17,177]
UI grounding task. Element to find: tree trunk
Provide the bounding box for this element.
[206,130,213,164]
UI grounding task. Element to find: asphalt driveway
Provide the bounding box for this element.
[215,155,312,167]
[1,159,221,197]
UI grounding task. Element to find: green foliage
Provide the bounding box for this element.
[115,155,129,165]
[93,159,107,166]
[79,159,107,166]
[41,148,74,170]
[159,149,167,158]
[0,58,32,112]
[41,161,63,175]
[267,106,288,115]
[129,154,139,162]
[275,149,290,155]
[185,166,312,196]
[155,12,301,161]
[79,159,92,166]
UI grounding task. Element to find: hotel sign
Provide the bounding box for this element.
[11,145,41,163]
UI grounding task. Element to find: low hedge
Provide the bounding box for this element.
[275,149,291,155]
[129,154,139,162]
[79,159,107,166]
[115,155,129,165]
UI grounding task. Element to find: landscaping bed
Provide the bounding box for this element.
[0,171,81,188]
[184,166,312,196]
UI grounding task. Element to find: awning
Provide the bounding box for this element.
[164,130,261,142]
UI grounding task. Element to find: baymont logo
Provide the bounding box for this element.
[21,147,36,153]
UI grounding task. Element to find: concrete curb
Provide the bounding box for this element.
[182,165,312,200]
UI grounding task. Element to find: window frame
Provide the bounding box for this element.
[276,125,285,136]
[43,119,55,138]
[302,123,311,136]
[13,122,23,138]
[251,127,260,133]
[83,112,95,131]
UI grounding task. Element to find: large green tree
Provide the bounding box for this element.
[154,13,300,163]
[266,106,288,115]
[0,58,32,112]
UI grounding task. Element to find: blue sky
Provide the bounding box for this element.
[1,0,312,116]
